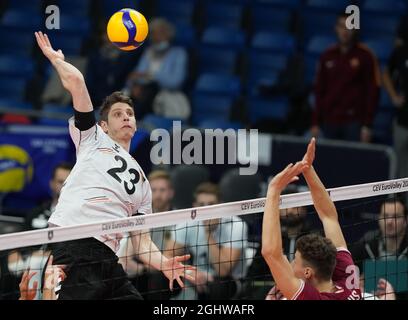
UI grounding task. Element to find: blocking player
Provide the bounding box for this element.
[262,138,362,300]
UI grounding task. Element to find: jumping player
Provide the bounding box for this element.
[34,31,195,299]
[262,138,362,300]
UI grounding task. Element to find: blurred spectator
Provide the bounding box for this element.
[169,182,248,300]
[86,27,138,107]
[125,18,189,120]
[350,198,407,299]
[352,198,407,263]
[25,162,73,230]
[383,37,408,181]
[311,13,381,143]
[242,185,313,299]
[119,170,175,299]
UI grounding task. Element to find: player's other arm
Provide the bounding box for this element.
[35,31,92,113]
[302,138,347,249]
[262,162,307,299]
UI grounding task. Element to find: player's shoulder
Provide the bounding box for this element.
[336,247,353,259]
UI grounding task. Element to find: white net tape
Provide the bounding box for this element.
[0,177,407,251]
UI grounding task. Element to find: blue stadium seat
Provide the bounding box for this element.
[251,7,292,32]
[194,73,241,97]
[246,51,286,94]
[305,0,351,12]
[304,54,319,86]
[197,47,238,74]
[142,114,181,131]
[204,3,243,29]
[192,94,234,124]
[157,0,196,25]
[47,34,84,55]
[1,10,42,30]
[252,0,301,9]
[0,77,27,101]
[363,0,407,15]
[42,104,73,114]
[248,96,289,122]
[57,0,91,16]
[7,0,43,12]
[102,0,140,17]
[174,24,196,47]
[58,15,91,36]
[251,32,295,54]
[0,55,34,79]
[0,99,33,110]
[249,51,288,72]
[211,0,249,4]
[201,27,246,50]
[247,69,280,96]
[197,119,242,130]
[306,35,337,56]
[302,11,338,41]
[0,28,34,56]
[36,118,69,127]
[364,38,393,62]
[361,14,400,38]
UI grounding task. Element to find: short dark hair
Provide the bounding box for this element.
[194,182,220,202]
[52,162,73,179]
[99,91,134,123]
[382,197,407,218]
[296,234,337,281]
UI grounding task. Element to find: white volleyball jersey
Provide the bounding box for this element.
[49,117,152,253]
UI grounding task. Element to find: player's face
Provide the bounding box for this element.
[151,178,174,213]
[194,193,219,207]
[151,25,168,44]
[103,103,137,142]
[292,251,313,281]
[379,202,407,238]
[335,17,355,46]
[50,168,71,199]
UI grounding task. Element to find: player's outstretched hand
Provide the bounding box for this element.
[161,254,197,291]
[268,161,309,193]
[19,269,38,300]
[375,278,396,300]
[302,137,316,168]
[265,285,286,300]
[35,31,65,64]
[43,255,67,300]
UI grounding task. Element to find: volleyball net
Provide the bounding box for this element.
[0,178,407,300]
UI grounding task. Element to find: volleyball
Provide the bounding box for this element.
[107,8,149,51]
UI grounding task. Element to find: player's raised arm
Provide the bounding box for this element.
[35,31,92,113]
[301,138,347,249]
[262,161,307,299]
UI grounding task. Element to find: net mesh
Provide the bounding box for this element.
[0,178,407,300]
